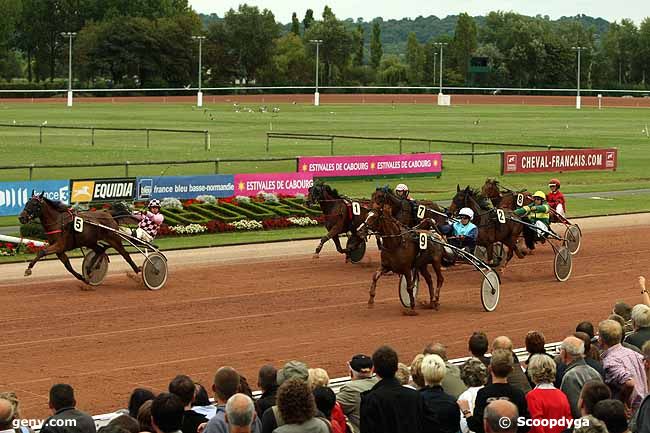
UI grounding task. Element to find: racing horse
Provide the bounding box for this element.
[371,186,448,228]
[481,178,525,209]
[18,193,141,283]
[307,180,369,260]
[449,185,526,270]
[357,205,445,315]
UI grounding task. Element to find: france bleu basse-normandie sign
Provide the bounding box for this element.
[69,178,136,203]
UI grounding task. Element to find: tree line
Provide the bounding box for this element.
[1,1,649,90]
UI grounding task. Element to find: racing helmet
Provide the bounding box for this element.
[458,207,474,220]
[532,191,546,201]
[395,183,409,193]
[549,178,561,189]
[148,199,161,208]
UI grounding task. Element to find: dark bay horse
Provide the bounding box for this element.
[482,178,529,210]
[357,206,444,315]
[449,185,526,270]
[371,186,447,228]
[307,181,369,259]
[18,194,141,283]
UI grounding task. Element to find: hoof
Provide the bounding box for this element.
[402,308,419,316]
[81,284,96,291]
[24,269,32,277]
[312,253,320,259]
[367,299,375,308]
[419,301,435,309]
[126,271,139,282]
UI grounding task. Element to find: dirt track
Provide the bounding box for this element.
[3,93,650,108]
[1,213,649,418]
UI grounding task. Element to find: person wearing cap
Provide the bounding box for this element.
[131,199,165,242]
[547,179,566,217]
[439,208,478,265]
[514,191,550,251]
[337,355,379,433]
[395,183,419,222]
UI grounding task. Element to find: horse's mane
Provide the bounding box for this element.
[376,185,394,195]
[43,197,70,212]
[323,184,342,198]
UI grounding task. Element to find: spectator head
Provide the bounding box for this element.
[560,336,585,365]
[257,365,277,392]
[574,415,608,433]
[423,343,448,361]
[469,332,489,357]
[576,321,595,338]
[348,354,373,379]
[48,384,76,412]
[525,331,546,354]
[484,400,518,433]
[128,388,154,418]
[372,345,399,379]
[276,379,316,425]
[238,376,253,399]
[169,375,195,408]
[193,383,211,406]
[642,341,650,372]
[225,394,255,433]
[150,393,184,433]
[137,400,153,433]
[598,320,623,349]
[212,367,241,404]
[410,354,426,388]
[460,358,488,388]
[312,386,336,419]
[421,354,446,387]
[578,380,611,416]
[593,399,628,433]
[574,332,593,355]
[97,426,130,433]
[632,304,650,330]
[527,354,556,385]
[108,415,140,433]
[489,349,513,379]
[277,361,309,386]
[0,393,17,431]
[492,336,513,351]
[608,314,627,332]
[613,302,632,322]
[308,368,330,390]
[395,363,411,386]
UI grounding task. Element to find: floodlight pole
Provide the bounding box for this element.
[434,42,448,95]
[433,52,438,89]
[572,46,584,109]
[310,39,323,106]
[61,32,76,107]
[192,35,206,107]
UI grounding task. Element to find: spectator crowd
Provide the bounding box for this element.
[5,277,650,433]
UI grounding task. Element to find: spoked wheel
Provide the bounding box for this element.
[346,237,367,263]
[398,272,419,308]
[142,252,168,290]
[554,246,573,282]
[564,225,582,255]
[82,250,109,286]
[481,270,501,312]
[473,244,505,268]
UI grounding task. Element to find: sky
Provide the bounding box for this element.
[188,0,646,23]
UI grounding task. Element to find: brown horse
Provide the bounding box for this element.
[371,186,448,229]
[18,193,141,283]
[481,178,529,210]
[357,206,444,315]
[449,186,526,270]
[307,181,369,259]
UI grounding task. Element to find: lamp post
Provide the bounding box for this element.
[309,39,323,106]
[192,35,206,107]
[433,52,438,90]
[434,42,448,106]
[572,46,584,109]
[60,32,76,107]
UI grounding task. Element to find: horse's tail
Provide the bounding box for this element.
[109,202,139,225]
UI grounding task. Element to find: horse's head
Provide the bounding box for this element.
[19,192,45,224]
[357,207,385,238]
[482,178,500,199]
[307,181,325,206]
[449,185,471,215]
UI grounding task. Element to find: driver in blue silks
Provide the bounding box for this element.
[440,207,478,251]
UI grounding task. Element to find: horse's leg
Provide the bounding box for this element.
[105,236,141,273]
[402,272,418,316]
[368,268,389,308]
[56,252,87,283]
[418,264,436,310]
[86,245,107,275]
[431,255,444,309]
[24,243,61,276]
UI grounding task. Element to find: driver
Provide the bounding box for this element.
[132,199,165,242]
[547,178,566,217]
[395,183,419,221]
[440,207,478,251]
[514,191,550,251]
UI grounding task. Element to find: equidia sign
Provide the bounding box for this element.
[502,149,618,174]
[298,153,442,178]
[136,175,235,200]
[70,178,136,203]
[0,180,69,216]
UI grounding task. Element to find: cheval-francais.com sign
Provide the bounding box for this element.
[501,149,617,174]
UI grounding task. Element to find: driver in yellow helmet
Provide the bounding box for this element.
[514,191,550,251]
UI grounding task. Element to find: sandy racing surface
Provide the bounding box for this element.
[1,213,649,418]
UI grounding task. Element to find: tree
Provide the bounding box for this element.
[303,9,314,31]
[291,12,300,35]
[452,12,478,82]
[352,24,364,66]
[405,32,424,83]
[258,33,311,85]
[423,41,437,85]
[370,21,382,70]
[377,55,407,85]
[639,18,650,84]
[304,7,353,84]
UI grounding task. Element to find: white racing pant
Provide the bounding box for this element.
[555,204,565,217]
[119,226,153,242]
[534,220,549,237]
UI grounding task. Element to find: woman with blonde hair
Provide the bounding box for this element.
[419,354,461,433]
[526,354,572,433]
